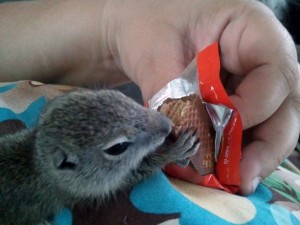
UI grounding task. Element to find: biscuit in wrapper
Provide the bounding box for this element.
[158,94,215,175]
[148,42,242,193]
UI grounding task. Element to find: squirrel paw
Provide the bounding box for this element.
[129,129,199,184]
[158,129,200,167]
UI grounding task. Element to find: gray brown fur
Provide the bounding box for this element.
[0,90,198,225]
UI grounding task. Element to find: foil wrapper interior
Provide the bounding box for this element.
[148,58,199,110]
[205,103,233,161]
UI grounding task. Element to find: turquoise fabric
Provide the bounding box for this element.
[1,81,299,225]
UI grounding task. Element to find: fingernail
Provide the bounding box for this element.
[252,177,262,194]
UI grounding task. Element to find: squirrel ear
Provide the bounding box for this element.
[53,149,79,170]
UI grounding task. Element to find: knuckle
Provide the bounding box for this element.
[279,58,299,95]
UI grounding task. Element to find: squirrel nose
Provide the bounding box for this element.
[157,114,172,135]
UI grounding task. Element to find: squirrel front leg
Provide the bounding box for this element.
[129,130,200,184]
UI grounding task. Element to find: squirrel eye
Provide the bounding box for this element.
[104,142,132,155]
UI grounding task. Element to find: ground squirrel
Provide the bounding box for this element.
[0,89,199,225]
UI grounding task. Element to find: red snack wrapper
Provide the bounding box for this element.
[148,42,242,193]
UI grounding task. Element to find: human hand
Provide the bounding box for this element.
[104,0,300,194]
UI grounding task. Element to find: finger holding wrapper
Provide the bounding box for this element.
[148,42,242,193]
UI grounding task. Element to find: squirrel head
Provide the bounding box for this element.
[34,90,171,198]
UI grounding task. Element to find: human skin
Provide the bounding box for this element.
[0,0,299,195]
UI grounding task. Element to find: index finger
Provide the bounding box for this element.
[219,2,298,129]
